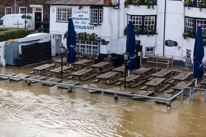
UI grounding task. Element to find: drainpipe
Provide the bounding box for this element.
[15,0,16,14]
[25,0,27,28]
[163,0,167,57]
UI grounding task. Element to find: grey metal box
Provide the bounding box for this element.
[5,42,19,65]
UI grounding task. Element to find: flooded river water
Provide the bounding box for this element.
[0,66,206,137]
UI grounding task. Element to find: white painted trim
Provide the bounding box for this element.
[19,7,27,14]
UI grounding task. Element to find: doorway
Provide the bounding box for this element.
[35,12,41,30]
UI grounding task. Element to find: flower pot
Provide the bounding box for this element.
[104,0,111,6]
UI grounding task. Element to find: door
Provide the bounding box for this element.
[35,12,41,30]
[136,45,142,69]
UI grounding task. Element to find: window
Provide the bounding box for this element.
[76,40,99,57]
[184,0,205,7]
[90,6,103,25]
[145,47,155,57]
[184,17,206,37]
[0,20,3,25]
[19,7,26,14]
[56,8,72,22]
[5,7,12,14]
[127,15,157,34]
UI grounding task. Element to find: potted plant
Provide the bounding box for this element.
[88,33,96,41]
[183,29,192,39]
[199,0,206,11]
[145,0,155,9]
[184,0,193,9]
[202,31,206,46]
[133,0,141,6]
[26,15,32,19]
[80,32,87,41]
[124,0,129,8]
[21,14,26,19]
[124,25,128,36]
[134,27,140,35]
[144,27,155,35]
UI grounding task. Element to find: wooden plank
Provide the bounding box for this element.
[70,68,92,76]
[42,78,62,86]
[107,79,119,85]
[155,94,175,104]
[165,75,176,83]
[145,78,165,87]
[115,82,121,86]
[101,67,114,73]
[157,84,170,93]
[119,74,141,82]
[172,79,195,90]
[54,58,67,63]
[74,59,92,65]
[168,79,175,85]
[10,73,29,81]
[83,84,100,93]
[0,72,15,80]
[142,74,152,80]
[81,74,96,81]
[166,89,175,94]
[112,66,125,73]
[140,85,148,90]
[33,64,55,71]
[91,61,110,68]
[97,72,119,79]
[130,80,146,88]
[174,73,191,81]
[29,75,46,83]
[132,91,155,100]
[152,70,171,78]
[131,68,152,75]
[200,78,206,85]
[57,80,79,89]
[50,66,71,73]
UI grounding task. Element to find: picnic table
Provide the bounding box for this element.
[54,58,67,66]
[145,77,165,91]
[70,68,96,81]
[146,55,172,69]
[152,69,171,78]
[174,72,192,81]
[33,64,55,75]
[118,74,141,87]
[131,68,152,75]
[73,59,92,70]
[172,79,195,90]
[0,72,15,80]
[50,66,72,77]
[112,66,126,75]
[10,73,29,82]
[91,61,111,74]
[96,71,120,85]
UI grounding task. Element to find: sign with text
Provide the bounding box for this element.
[72,10,95,30]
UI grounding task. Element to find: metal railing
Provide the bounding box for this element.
[0,74,188,108]
[190,87,206,101]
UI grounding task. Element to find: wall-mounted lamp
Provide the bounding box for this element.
[78,6,82,9]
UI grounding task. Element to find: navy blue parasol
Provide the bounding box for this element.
[193,26,204,79]
[126,21,136,70]
[66,18,76,64]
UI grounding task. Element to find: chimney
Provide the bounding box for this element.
[104,0,111,6]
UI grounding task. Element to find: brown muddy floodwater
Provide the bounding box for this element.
[0,65,206,137]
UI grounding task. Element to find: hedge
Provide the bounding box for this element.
[0,28,31,42]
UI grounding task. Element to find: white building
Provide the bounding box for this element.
[47,0,206,64]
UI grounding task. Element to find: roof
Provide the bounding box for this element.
[46,0,105,5]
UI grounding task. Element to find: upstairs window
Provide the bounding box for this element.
[127,15,157,35]
[90,6,103,25]
[19,7,27,14]
[184,17,206,38]
[0,20,3,25]
[56,8,72,22]
[5,7,12,14]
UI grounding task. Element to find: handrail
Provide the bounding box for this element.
[0,74,188,108]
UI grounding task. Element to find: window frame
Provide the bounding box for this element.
[75,40,100,58]
[127,14,157,35]
[184,0,206,7]
[19,7,27,14]
[5,7,12,15]
[184,16,206,38]
[90,6,103,25]
[56,7,72,22]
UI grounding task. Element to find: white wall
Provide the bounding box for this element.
[49,0,206,61]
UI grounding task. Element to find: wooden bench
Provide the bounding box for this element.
[146,55,172,69]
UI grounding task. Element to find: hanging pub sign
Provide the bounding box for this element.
[165,40,178,47]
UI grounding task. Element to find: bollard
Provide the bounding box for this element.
[68,86,72,93]
[114,93,118,100]
[167,101,171,109]
[27,80,31,86]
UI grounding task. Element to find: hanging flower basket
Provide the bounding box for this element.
[21,14,26,19]
[26,15,32,19]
